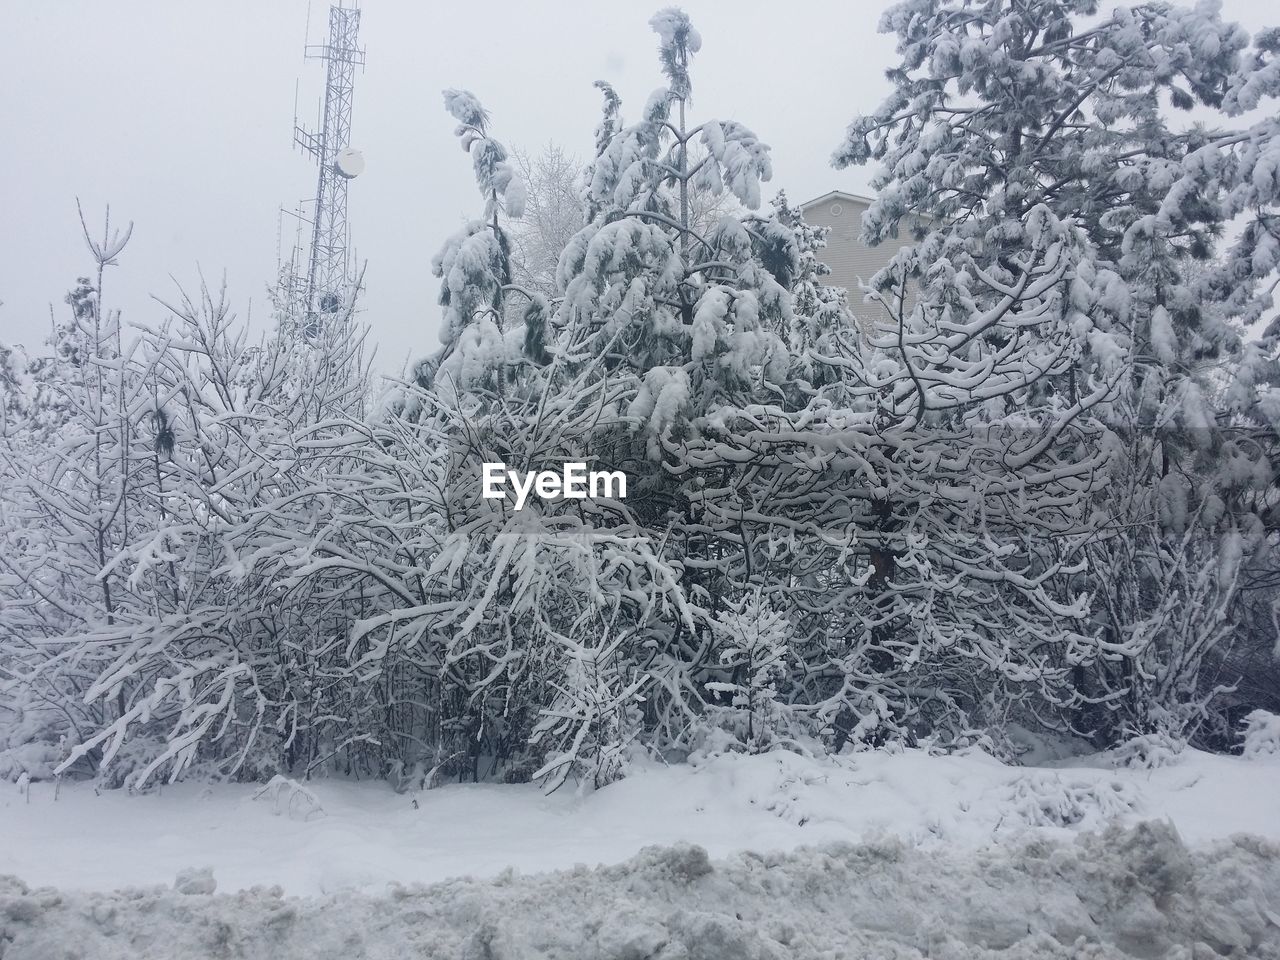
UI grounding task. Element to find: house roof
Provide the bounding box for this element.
[798,189,878,209]
[800,189,935,224]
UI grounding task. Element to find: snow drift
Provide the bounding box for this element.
[1,822,1278,960]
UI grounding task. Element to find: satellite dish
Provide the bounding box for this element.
[334,147,365,179]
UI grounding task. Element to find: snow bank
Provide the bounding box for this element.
[1,823,1277,959]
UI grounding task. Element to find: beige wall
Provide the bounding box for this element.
[800,194,918,330]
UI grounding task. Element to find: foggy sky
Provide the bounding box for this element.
[2,1,1274,374]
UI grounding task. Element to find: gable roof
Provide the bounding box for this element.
[800,189,935,225]
[798,189,877,209]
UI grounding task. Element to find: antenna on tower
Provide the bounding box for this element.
[278,1,365,336]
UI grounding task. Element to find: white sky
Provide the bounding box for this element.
[1,1,1273,373]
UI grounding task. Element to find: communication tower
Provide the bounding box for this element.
[280,2,365,327]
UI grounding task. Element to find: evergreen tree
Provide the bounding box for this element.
[414,90,539,402]
[704,588,794,753]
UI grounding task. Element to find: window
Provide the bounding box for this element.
[830,202,843,217]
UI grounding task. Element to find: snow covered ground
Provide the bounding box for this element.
[2,746,1277,896]
[1,747,1278,957]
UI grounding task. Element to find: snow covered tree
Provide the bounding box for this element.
[560,8,789,406]
[767,190,859,400]
[344,79,711,786]
[13,3,1278,793]
[0,205,152,782]
[704,588,795,753]
[0,343,32,437]
[413,90,543,400]
[834,0,1280,744]
[544,8,837,750]
[508,144,586,302]
[527,6,1117,756]
[49,273,383,787]
[699,204,1121,748]
[362,9,857,778]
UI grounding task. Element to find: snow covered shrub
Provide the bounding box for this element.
[940,729,1022,765]
[253,775,325,821]
[1241,710,1280,760]
[53,287,377,787]
[744,754,836,828]
[92,735,169,793]
[0,219,387,789]
[1068,485,1253,747]
[233,729,289,784]
[1105,731,1186,770]
[999,774,1138,832]
[531,632,648,792]
[0,687,71,782]
[702,589,797,754]
[0,744,62,784]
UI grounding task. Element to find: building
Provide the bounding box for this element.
[798,190,921,330]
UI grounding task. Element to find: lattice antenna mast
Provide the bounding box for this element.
[293,2,365,321]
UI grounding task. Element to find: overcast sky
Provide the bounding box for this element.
[2,1,1274,374]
